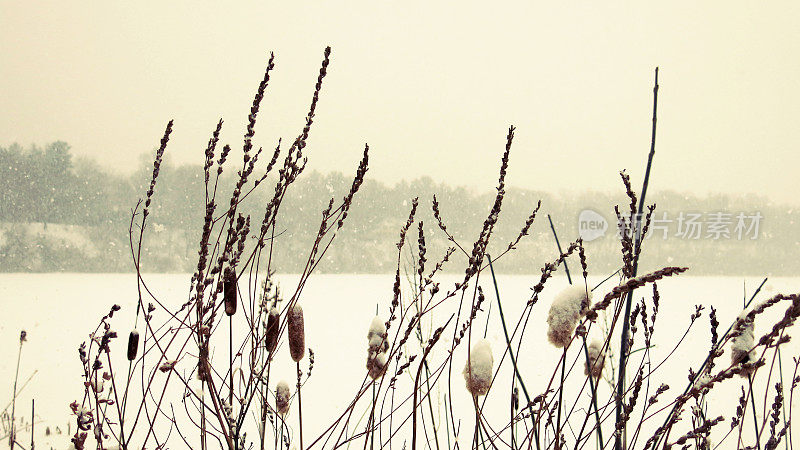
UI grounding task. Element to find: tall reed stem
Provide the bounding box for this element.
[615,66,659,450]
[748,374,762,450]
[545,217,604,447]
[297,361,304,450]
[473,395,480,450]
[30,399,34,450]
[486,255,540,450]
[9,332,24,449]
[555,348,567,445]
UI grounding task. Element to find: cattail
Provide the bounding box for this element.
[367,316,388,353]
[224,269,237,316]
[731,312,756,376]
[547,285,591,348]
[127,330,139,361]
[276,380,291,416]
[367,352,387,380]
[584,339,605,378]
[366,316,389,379]
[265,307,280,353]
[288,304,305,362]
[463,339,493,397]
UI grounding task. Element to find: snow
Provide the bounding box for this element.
[0,273,798,448]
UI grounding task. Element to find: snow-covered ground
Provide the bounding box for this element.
[1,273,798,449]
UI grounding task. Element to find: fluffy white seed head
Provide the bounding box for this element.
[584,339,605,379]
[367,316,389,353]
[276,380,291,416]
[731,312,756,377]
[547,285,591,348]
[463,339,493,397]
[366,315,389,379]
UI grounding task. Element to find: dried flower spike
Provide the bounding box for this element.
[127,330,140,361]
[265,307,280,354]
[547,285,591,348]
[276,380,291,416]
[463,339,493,397]
[224,269,237,316]
[288,304,305,362]
[584,339,605,378]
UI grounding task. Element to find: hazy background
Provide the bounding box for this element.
[3,1,799,200]
[1,1,799,274]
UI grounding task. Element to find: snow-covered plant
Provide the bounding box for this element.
[546,285,591,348]
[731,311,756,376]
[463,339,493,397]
[366,315,389,379]
[276,381,291,416]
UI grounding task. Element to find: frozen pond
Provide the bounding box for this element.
[1,273,798,448]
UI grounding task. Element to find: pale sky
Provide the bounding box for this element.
[2,1,799,203]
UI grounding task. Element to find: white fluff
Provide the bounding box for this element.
[276,380,291,416]
[731,311,756,376]
[91,378,105,394]
[693,372,713,394]
[463,339,493,396]
[366,315,390,379]
[547,285,591,348]
[367,316,388,352]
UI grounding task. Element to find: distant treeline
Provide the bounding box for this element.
[1,142,798,275]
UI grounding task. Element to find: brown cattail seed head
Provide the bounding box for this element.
[276,380,290,416]
[265,307,280,354]
[547,285,591,348]
[288,304,305,362]
[224,269,237,316]
[731,312,756,377]
[367,353,387,380]
[584,339,605,379]
[127,330,140,361]
[463,339,493,397]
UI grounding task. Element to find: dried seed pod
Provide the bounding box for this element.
[288,304,305,362]
[127,330,140,361]
[265,307,280,353]
[224,269,237,316]
[547,285,591,348]
[584,339,605,379]
[276,380,291,416]
[463,339,493,397]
